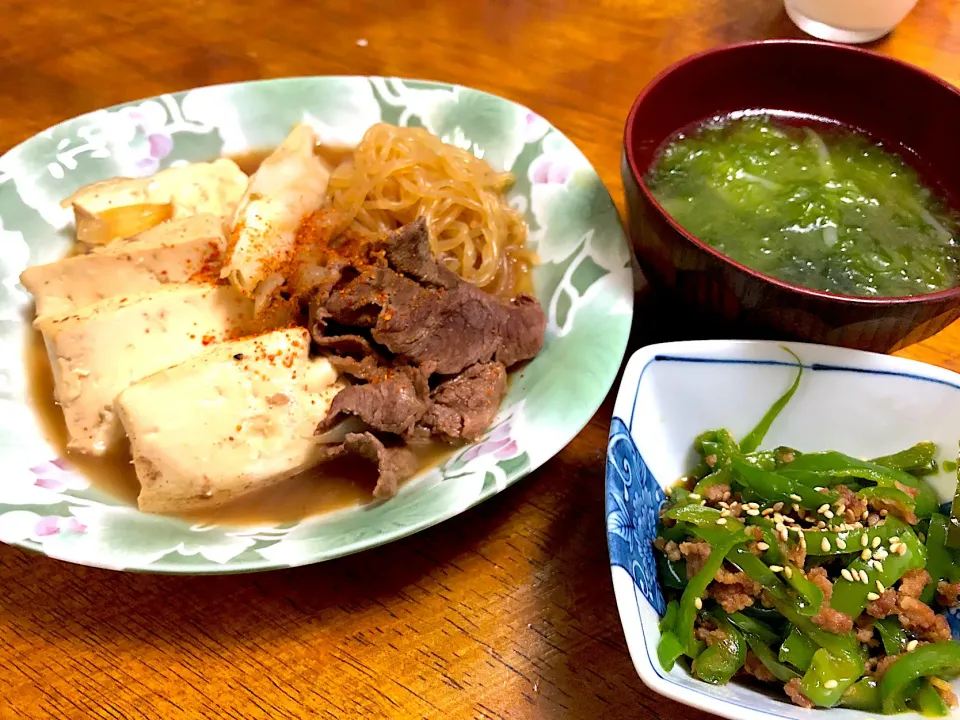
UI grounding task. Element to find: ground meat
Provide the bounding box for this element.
[703,483,730,503]
[743,651,777,683]
[855,616,875,645]
[835,484,868,524]
[900,568,931,599]
[866,588,898,618]
[744,526,765,556]
[868,492,918,525]
[898,596,952,642]
[785,678,814,709]
[680,541,711,579]
[806,567,855,634]
[786,541,806,568]
[709,568,763,613]
[871,653,902,679]
[930,677,959,708]
[695,621,726,646]
[937,581,960,608]
[653,538,683,563]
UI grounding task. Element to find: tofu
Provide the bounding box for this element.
[62,159,247,247]
[21,214,227,318]
[34,283,267,456]
[115,328,346,514]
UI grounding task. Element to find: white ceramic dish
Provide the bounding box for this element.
[605,339,960,720]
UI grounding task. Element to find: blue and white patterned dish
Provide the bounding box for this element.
[606,340,960,720]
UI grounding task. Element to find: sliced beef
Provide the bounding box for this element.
[328,355,385,383]
[315,432,417,499]
[313,333,384,362]
[342,432,417,499]
[421,362,507,441]
[383,218,458,289]
[373,280,545,375]
[317,364,431,435]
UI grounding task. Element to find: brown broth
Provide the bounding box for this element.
[25,325,452,526]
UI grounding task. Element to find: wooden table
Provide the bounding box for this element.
[2,1,959,718]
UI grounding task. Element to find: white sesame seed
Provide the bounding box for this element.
[818,504,831,514]
[860,570,870,584]
[789,493,802,502]
[780,529,789,542]
[874,549,888,561]
[774,503,784,511]
[746,502,759,510]
[747,509,760,516]
[700,500,707,506]
[776,523,787,533]
[800,538,808,550]
[784,567,794,579]
[867,592,881,601]
[818,521,827,529]
[825,680,838,689]
[757,542,770,551]
[824,510,835,519]
[719,501,730,509]
[689,493,701,501]
[907,640,919,652]
[889,536,900,545]
[877,581,886,592]
[716,518,727,525]
[836,538,847,550]
[815,486,825,492]
[873,537,883,548]
[836,503,847,514]
[720,509,731,518]
[861,534,869,548]
[762,508,774,516]
[862,549,873,561]
[694,597,703,610]
[868,560,876,569]
[822,537,831,552]
[898,544,907,556]
[784,517,796,525]
[880,509,889,517]
[792,503,801,513]
[874,561,884,574]
[769,565,784,572]
[862,510,870,520]
[841,569,854,582]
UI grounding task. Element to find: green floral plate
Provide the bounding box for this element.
[0,77,633,573]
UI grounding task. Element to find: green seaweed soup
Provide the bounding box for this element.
[646,112,960,297]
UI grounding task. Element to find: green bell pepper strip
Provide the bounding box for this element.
[740,605,784,623]
[739,352,802,454]
[741,450,777,471]
[777,451,938,518]
[772,595,861,662]
[800,648,864,708]
[744,634,800,683]
[674,531,745,658]
[879,642,960,714]
[948,453,960,549]
[689,429,740,480]
[731,460,838,510]
[909,679,951,717]
[665,504,725,527]
[658,519,690,544]
[742,516,785,565]
[694,617,746,685]
[829,518,927,618]
[660,600,679,633]
[657,554,687,591]
[657,631,685,673]
[784,564,823,616]
[726,612,780,646]
[856,485,917,515]
[840,677,881,712]
[874,617,908,656]
[726,547,789,601]
[921,514,951,604]
[692,466,733,498]
[872,441,938,477]
[779,627,816,671]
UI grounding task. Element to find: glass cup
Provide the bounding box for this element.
[784,0,921,44]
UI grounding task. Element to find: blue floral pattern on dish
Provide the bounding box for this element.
[606,416,666,615]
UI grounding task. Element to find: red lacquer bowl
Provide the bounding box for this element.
[622,40,960,352]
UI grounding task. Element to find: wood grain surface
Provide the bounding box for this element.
[2,1,960,718]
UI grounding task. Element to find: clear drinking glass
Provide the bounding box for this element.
[784,0,921,44]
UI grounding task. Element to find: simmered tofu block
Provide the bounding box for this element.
[21,214,226,317]
[63,158,246,247]
[34,283,268,456]
[115,328,346,513]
